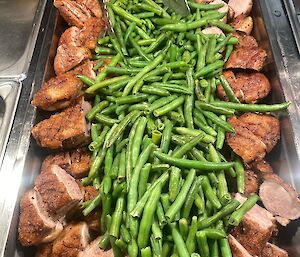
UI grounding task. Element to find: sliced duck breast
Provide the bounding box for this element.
[32,97,91,149]
[228,235,253,257]
[79,237,114,257]
[260,173,300,225]
[228,0,253,18]
[18,190,63,246]
[261,242,288,257]
[231,194,276,256]
[35,164,83,218]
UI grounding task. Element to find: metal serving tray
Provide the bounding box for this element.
[1,0,300,256]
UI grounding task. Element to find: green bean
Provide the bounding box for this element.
[95,113,119,126]
[160,119,173,153]
[141,247,152,257]
[145,95,177,114]
[186,216,198,254]
[88,148,106,179]
[101,195,112,231]
[201,110,234,132]
[128,239,138,257]
[125,22,137,43]
[209,20,234,33]
[174,127,215,143]
[206,36,217,64]
[151,163,170,172]
[162,242,171,257]
[179,218,189,240]
[194,115,217,137]
[95,46,116,55]
[152,130,162,145]
[234,155,245,194]
[128,143,155,213]
[229,194,259,226]
[188,1,224,10]
[198,200,240,229]
[172,134,204,158]
[224,44,233,62]
[86,101,109,121]
[138,163,151,199]
[165,169,196,222]
[155,151,234,171]
[110,154,120,179]
[184,69,194,129]
[182,177,200,219]
[147,117,157,134]
[219,75,240,103]
[110,3,144,26]
[116,94,148,105]
[117,149,126,182]
[82,191,101,216]
[91,123,101,142]
[129,35,151,61]
[105,66,141,75]
[120,224,131,243]
[169,166,181,202]
[123,53,165,96]
[142,86,170,96]
[95,53,122,82]
[105,110,140,148]
[131,172,169,217]
[109,195,125,238]
[170,223,190,257]
[153,96,185,117]
[210,101,290,112]
[112,182,127,198]
[156,201,167,227]
[135,11,155,18]
[200,175,222,209]
[195,101,235,115]
[98,36,110,45]
[194,60,224,78]
[131,116,148,167]
[77,74,95,86]
[138,182,162,248]
[196,231,209,257]
[161,19,207,32]
[99,232,110,250]
[146,33,167,54]
[152,220,163,240]
[144,0,170,18]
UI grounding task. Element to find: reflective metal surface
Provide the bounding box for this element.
[0,81,21,168]
[0,0,47,79]
[0,0,300,256]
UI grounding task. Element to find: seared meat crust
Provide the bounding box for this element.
[244,170,259,195]
[217,70,271,103]
[239,113,280,153]
[79,237,114,257]
[18,190,63,246]
[32,73,84,111]
[228,235,252,257]
[35,165,83,218]
[226,116,267,163]
[225,47,267,71]
[32,98,91,149]
[261,242,288,257]
[230,15,253,35]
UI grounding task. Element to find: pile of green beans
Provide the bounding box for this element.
[79,0,290,256]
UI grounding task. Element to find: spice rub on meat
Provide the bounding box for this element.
[230,14,253,35]
[217,70,271,103]
[35,165,83,218]
[225,32,267,71]
[51,222,90,257]
[226,113,280,163]
[231,194,276,256]
[18,190,63,246]
[244,170,259,195]
[261,242,288,257]
[41,148,91,178]
[228,235,252,257]
[32,98,91,149]
[53,0,104,74]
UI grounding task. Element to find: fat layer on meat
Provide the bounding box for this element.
[226,116,267,163]
[260,173,300,224]
[228,235,253,257]
[18,190,63,246]
[261,242,288,257]
[32,73,84,111]
[231,194,276,256]
[79,237,114,257]
[51,222,90,257]
[228,0,253,18]
[225,47,267,71]
[217,70,271,103]
[35,165,83,218]
[244,170,259,195]
[32,98,91,149]
[239,113,280,153]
